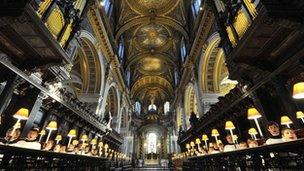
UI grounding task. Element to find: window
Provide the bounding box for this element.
[174,69,179,86]
[164,101,170,114]
[180,38,186,62]
[134,101,141,114]
[118,39,124,62]
[147,133,157,154]
[192,0,202,17]
[100,0,112,15]
[148,104,157,111]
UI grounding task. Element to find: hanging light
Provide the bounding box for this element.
[293,82,304,99]
[296,111,304,123]
[281,116,293,128]
[247,107,263,137]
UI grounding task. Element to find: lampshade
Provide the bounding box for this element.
[293,82,304,99]
[225,121,235,130]
[13,108,29,120]
[39,129,46,135]
[104,143,109,149]
[248,128,258,135]
[185,143,190,149]
[72,140,79,145]
[202,134,209,141]
[46,121,57,130]
[247,107,262,119]
[68,129,77,137]
[281,116,293,125]
[81,134,88,141]
[296,111,304,119]
[195,138,201,144]
[91,138,97,145]
[211,129,219,136]
[55,135,62,141]
[190,141,195,147]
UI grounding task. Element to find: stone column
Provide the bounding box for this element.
[200,93,219,114]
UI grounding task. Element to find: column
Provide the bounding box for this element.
[200,93,219,114]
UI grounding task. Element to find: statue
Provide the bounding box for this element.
[219,0,242,26]
[189,111,198,127]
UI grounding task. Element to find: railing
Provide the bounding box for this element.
[0,144,132,170]
[182,139,304,170]
[0,144,109,170]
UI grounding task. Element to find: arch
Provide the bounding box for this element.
[102,82,121,131]
[198,33,237,95]
[184,83,199,129]
[70,30,105,102]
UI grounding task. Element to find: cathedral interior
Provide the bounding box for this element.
[0,0,304,170]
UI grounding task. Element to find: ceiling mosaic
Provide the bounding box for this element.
[116,0,188,107]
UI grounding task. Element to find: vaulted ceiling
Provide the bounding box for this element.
[115,0,190,107]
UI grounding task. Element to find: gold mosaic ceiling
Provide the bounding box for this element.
[116,0,188,106]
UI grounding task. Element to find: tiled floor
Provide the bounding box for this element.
[133,166,171,171]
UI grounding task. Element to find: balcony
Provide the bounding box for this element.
[213,0,304,81]
[0,0,88,69]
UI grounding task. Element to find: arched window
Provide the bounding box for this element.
[192,0,202,17]
[147,133,157,154]
[148,104,157,111]
[134,101,141,114]
[100,0,112,15]
[118,39,124,62]
[180,38,187,62]
[174,69,179,86]
[164,101,170,114]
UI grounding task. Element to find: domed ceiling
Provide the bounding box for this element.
[115,0,189,110]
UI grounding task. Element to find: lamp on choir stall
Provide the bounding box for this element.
[211,129,220,145]
[45,121,57,143]
[67,129,77,147]
[201,134,209,149]
[296,111,304,124]
[55,135,62,144]
[281,116,293,128]
[248,128,258,140]
[185,143,190,152]
[91,138,97,146]
[81,134,88,144]
[38,129,46,142]
[292,82,304,99]
[247,107,263,137]
[98,141,104,156]
[11,108,29,136]
[225,121,236,143]
[190,141,195,150]
[72,140,79,146]
[195,138,201,150]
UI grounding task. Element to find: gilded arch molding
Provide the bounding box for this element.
[115,16,189,43]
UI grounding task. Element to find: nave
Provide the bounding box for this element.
[0,0,304,170]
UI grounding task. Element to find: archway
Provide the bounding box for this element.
[184,83,199,129]
[198,33,237,95]
[69,31,105,102]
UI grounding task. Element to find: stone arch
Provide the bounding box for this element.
[184,83,199,129]
[102,82,121,131]
[70,30,105,102]
[198,33,237,95]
